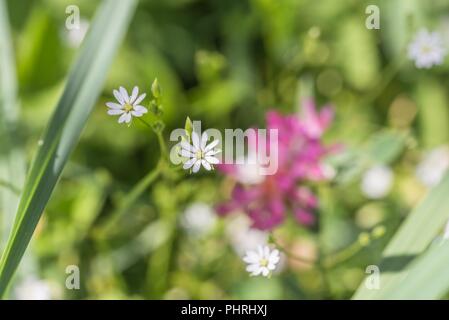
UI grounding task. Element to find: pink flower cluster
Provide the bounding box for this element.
[216,98,336,230]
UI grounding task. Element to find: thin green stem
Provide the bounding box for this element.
[137,117,168,157]
[137,117,152,130]
[156,131,167,156]
[270,231,379,270]
[97,118,169,237]
[269,233,316,265]
[97,161,162,237]
[323,241,364,269]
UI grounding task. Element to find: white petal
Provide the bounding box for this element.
[133,93,146,105]
[124,113,132,123]
[201,132,208,150]
[181,141,196,152]
[191,132,200,149]
[183,158,196,169]
[204,139,219,152]
[205,149,220,156]
[246,264,260,273]
[270,256,280,265]
[243,252,260,264]
[129,86,139,104]
[113,90,125,105]
[267,263,277,270]
[205,156,219,164]
[180,149,194,158]
[251,267,263,276]
[131,110,144,117]
[118,113,128,124]
[263,246,270,258]
[192,160,201,173]
[106,102,123,109]
[119,87,130,103]
[261,268,270,277]
[134,105,148,114]
[202,160,211,171]
[108,109,124,115]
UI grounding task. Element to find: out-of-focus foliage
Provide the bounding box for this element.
[1,0,449,299]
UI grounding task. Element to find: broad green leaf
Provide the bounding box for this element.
[364,130,407,165]
[0,0,137,296]
[379,241,449,299]
[329,130,407,185]
[353,171,449,299]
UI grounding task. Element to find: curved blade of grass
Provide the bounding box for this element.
[0,0,137,296]
[0,0,25,250]
[353,171,449,299]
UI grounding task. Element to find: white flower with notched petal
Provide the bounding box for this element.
[180,132,220,173]
[408,29,447,69]
[243,245,280,277]
[106,86,147,124]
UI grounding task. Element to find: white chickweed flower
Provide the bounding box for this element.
[408,29,447,69]
[106,86,147,125]
[243,245,280,277]
[180,132,220,173]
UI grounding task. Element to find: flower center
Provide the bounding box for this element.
[259,258,269,267]
[196,150,204,160]
[123,103,134,113]
[421,45,432,54]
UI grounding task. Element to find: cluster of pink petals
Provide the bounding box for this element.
[216,98,336,230]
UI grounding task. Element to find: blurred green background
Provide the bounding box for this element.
[2,0,449,299]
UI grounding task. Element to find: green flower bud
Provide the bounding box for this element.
[151,78,162,98]
[358,233,371,247]
[371,225,386,239]
[185,117,193,137]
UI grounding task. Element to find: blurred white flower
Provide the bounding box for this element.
[416,146,449,188]
[225,214,268,256]
[235,155,265,185]
[106,86,147,125]
[321,162,337,180]
[361,165,394,199]
[63,19,89,48]
[408,29,447,69]
[243,245,280,277]
[180,132,220,173]
[15,277,52,300]
[181,202,217,236]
